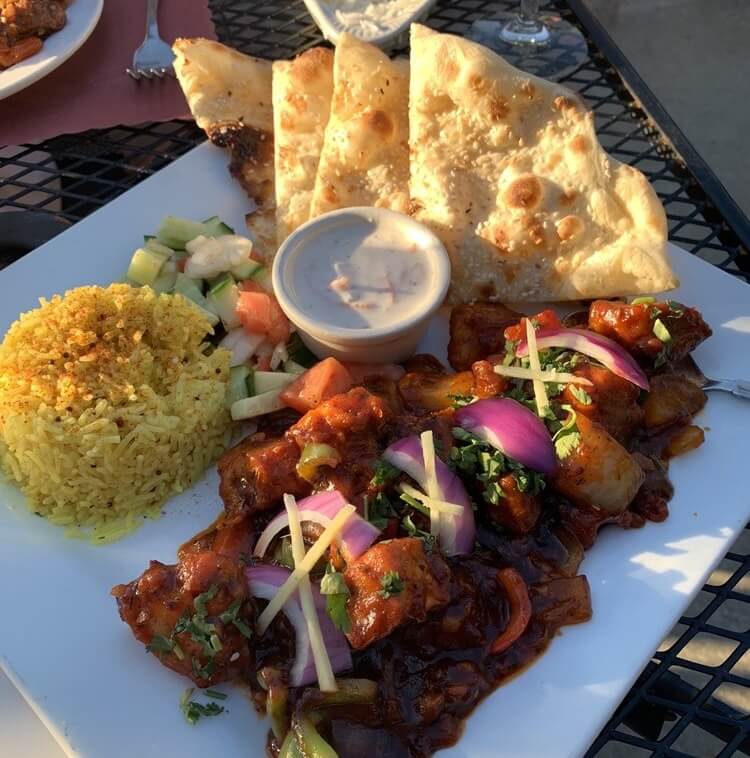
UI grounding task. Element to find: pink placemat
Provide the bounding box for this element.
[0,0,216,146]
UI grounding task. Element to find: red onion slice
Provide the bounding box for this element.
[246,564,352,687]
[455,398,556,475]
[383,436,475,555]
[254,491,380,562]
[516,327,649,391]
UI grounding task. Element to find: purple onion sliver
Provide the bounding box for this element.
[516,327,649,390]
[455,398,556,474]
[383,435,476,555]
[246,566,352,687]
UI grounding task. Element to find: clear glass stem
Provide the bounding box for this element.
[501,0,549,44]
[520,0,540,23]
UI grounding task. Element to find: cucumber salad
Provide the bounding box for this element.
[125,215,316,421]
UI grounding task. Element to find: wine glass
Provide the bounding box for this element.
[467,0,588,81]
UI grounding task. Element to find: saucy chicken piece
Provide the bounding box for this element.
[344,538,451,650]
[487,474,542,535]
[112,552,253,687]
[588,300,711,365]
[218,435,309,525]
[219,388,391,521]
[471,359,508,398]
[448,302,521,370]
[553,415,644,514]
[398,370,474,412]
[642,373,707,429]
[561,362,643,444]
[289,388,392,501]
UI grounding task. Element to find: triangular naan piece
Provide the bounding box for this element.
[173,38,276,259]
[310,33,410,217]
[409,24,676,303]
[273,47,334,242]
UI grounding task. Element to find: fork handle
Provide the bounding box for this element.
[703,378,750,400]
[145,0,161,39]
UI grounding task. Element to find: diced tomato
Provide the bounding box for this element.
[176,257,187,273]
[343,362,406,384]
[236,283,290,345]
[504,309,562,342]
[280,357,354,413]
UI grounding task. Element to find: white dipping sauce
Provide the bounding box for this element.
[288,216,434,330]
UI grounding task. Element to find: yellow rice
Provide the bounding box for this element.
[0,283,231,542]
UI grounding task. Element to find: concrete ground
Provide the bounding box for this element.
[580,3,750,755]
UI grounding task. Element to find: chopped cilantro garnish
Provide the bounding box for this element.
[447,393,476,409]
[204,689,227,700]
[569,385,592,405]
[219,598,254,640]
[667,300,685,317]
[364,492,397,530]
[194,584,219,619]
[399,490,430,515]
[180,687,225,725]
[379,571,405,598]
[402,513,437,551]
[320,563,351,633]
[552,404,581,459]
[273,536,295,569]
[191,657,215,680]
[370,459,400,487]
[146,635,175,654]
[451,426,546,505]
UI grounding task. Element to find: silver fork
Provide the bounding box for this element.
[702,377,750,400]
[126,0,175,80]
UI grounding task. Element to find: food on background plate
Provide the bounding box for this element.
[173,38,276,259]
[0,0,68,69]
[309,32,411,217]
[272,47,334,241]
[408,24,676,303]
[0,284,230,541]
[113,296,712,756]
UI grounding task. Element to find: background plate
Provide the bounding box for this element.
[1,142,749,758]
[0,0,103,102]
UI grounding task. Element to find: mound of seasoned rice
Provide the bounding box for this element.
[0,283,231,542]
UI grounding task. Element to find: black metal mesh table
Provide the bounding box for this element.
[2,2,749,755]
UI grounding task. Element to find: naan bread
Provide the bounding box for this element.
[409,24,677,303]
[273,47,334,242]
[310,33,410,217]
[173,38,276,259]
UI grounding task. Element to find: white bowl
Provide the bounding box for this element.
[302,0,438,50]
[272,207,451,363]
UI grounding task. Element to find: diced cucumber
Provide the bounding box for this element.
[285,333,317,368]
[152,270,177,294]
[127,247,166,286]
[202,216,235,237]
[145,239,174,258]
[283,360,307,375]
[173,273,220,326]
[253,371,297,394]
[251,265,273,292]
[226,365,251,408]
[231,259,263,280]
[230,390,285,421]
[156,216,206,249]
[207,274,241,329]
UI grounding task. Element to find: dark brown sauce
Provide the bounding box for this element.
[250,413,697,757]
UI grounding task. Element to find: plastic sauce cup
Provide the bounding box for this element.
[272,207,451,363]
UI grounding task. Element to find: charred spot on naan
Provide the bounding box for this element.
[556,214,584,242]
[503,173,544,211]
[206,121,274,208]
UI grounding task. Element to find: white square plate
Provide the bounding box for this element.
[1,142,750,758]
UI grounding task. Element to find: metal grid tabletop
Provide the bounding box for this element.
[1,1,749,756]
